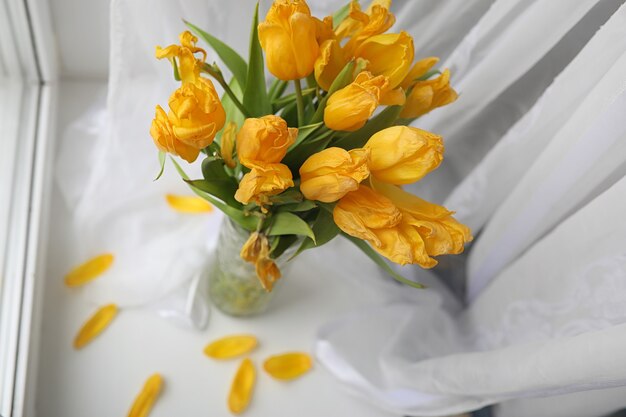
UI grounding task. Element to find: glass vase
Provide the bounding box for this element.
[208,217,297,317]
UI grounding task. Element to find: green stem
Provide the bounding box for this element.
[293,78,305,126]
[203,63,251,118]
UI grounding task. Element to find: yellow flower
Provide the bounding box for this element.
[236,115,297,168]
[258,0,319,80]
[221,121,237,168]
[332,185,402,244]
[335,0,393,42]
[372,178,472,258]
[364,126,443,185]
[167,77,226,149]
[354,31,414,89]
[300,147,370,202]
[155,30,206,83]
[314,39,347,91]
[239,231,282,291]
[333,182,472,268]
[240,232,266,263]
[400,56,439,90]
[150,105,200,163]
[234,163,294,206]
[340,1,395,55]
[400,69,458,119]
[324,71,405,131]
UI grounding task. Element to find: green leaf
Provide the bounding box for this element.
[310,60,356,123]
[291,208,340,259]
[283,129,335,171]
[269,188,304,205]
[169,157,257,231]
[272,87,317,111]
[220,77,245,133]
[332,2,353,28]
[270,234,299,259]
[288,122,324,151]
[341,233,425,289]
[269,79,289,101]
[243,3,272,116]
[334,105,402,150]
[267,212,315,242]
[154,151,166,181]
[185,20,248,89]
[277,200,317,213]
[178,158,240,207]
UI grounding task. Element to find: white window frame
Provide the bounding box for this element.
[0,0,56,416]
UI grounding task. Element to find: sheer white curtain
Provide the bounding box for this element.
[55,0,626,416]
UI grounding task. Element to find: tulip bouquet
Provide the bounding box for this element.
[150,0,472,296]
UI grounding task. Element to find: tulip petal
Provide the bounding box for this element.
[127,374,163,417]
[165,194,213,213]
[64,253,114,287]
[203,335,258,359]
[228,358,256,414]
[73,304,118,349]
[263,352,312,380]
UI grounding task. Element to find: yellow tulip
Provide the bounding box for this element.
[334,182,472,268]
[239,231,282,291]
[341,1,395,56]
[258,0,319,80]
[371,178,472,257]
[400,56,439,90]
[236,115,297,168]
[220,121,237,168]
[364,126,443,185]
[400,69,458,119]
[324,71,405,131]
[314,39,347,91]
[300,147,370,202]
[354,31,414,89]
[332,185,402,244]
[150,106,200,163]
[155,30,206,83]
[234,163,294,206]
[335,0,393,41]
[255,256,282,292]
[167,77,226,150]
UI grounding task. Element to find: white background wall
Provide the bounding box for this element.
[48,0,110,79]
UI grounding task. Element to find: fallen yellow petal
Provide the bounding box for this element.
[64,253,114,287]
[204,335,258,360]
[127,373,163,417]
[263,352,313,380]
[228,358,255,414]
[165,194,213,213]
[73,304,118,349]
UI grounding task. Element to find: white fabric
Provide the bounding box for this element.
[54,0,626,416]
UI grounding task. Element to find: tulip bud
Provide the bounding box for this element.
[324,71,404,132]
[365,126,443,185]
[258,0,319,80]
[236,115,297,168]
[300,147,370,202]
